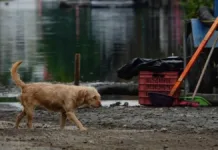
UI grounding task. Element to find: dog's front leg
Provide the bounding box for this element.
[66,111,87,131]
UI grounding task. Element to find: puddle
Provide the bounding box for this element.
[0,99,139,111]
[0,88,139,110]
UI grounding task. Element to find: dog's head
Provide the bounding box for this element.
[78,86,101,108]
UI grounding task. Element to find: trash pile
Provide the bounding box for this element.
[116,56,213,107]
[117,56,184,80]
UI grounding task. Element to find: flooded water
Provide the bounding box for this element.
[0,0,183,86]
[0,95,139,110]
[0,100,140,111]
[0,0,183,106]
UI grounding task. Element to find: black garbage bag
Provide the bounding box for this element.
[117,58,152,80]
[117,56,184,80]
[198,6,215,27]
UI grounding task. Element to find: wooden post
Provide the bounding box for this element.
[74,53,80,86]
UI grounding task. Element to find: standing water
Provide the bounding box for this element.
[0,0,183,107]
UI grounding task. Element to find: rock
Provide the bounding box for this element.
[123,124,127,127]
[83,140,88,144]
[89,140,94,144]
[110,102,121,107]
[163,145,168,149]
[153,129,157,132]
[123,102,129,107]
[160,128,168,133]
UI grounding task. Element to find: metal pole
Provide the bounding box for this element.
[183,20,188,97]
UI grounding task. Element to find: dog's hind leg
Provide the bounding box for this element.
[60,111,67,129]
[15,110,26,129]
[25,106,34,129]
[66,111,87,131]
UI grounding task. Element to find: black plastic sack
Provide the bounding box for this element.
[117,56,184,80]
[198,6,215,27]
[116,58,152,80]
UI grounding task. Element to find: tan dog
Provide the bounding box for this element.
[11,61,101,131]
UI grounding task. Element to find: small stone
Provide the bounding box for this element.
[160,128,168,132]
[83,140,88,144]
[110,102,121,107]
[123,102,129,107]
[163,145,168,149]
[120,140,123,144]
[123,124,127,127]
[89,140,94,144]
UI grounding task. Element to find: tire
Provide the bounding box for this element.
[186,33,214,93]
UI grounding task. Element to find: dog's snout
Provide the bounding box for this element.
[96,101,101,107]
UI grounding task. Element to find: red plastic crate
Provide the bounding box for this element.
[138,71,181,106]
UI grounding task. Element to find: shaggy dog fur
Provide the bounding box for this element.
[11,61,101,131]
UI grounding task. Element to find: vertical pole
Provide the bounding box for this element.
[75,5,80,40]
[183,20,188,97]
[74,53,81,86]
[38,0,42,17]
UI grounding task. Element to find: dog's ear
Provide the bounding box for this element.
[86,94,98,100]
[78,89,88,102]
[92,95,97,99]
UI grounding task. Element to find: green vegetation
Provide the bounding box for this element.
[39,9,102,82]
[180,0,213,18]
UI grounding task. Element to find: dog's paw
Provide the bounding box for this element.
[80,127,88,131]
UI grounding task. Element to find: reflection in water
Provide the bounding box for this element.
[91,8,134,81]
[0,0,42,86]
[0,0,183,88]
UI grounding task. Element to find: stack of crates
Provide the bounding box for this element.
[138,71,181,106]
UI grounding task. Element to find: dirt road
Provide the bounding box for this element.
[0,105,218,150]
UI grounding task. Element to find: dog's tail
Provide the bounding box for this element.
[10,61,25,88]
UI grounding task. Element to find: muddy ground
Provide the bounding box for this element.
[0,105,218,150]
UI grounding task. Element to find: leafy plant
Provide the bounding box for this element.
[180,0,213,18]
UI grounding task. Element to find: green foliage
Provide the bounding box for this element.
[38,8,101,82]
[180,0,213,18]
